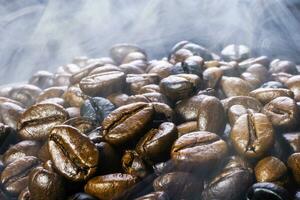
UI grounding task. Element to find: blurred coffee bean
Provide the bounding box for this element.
[63,84,87,107]
[66,107,81,118]
[134,191,169,200]
[122,52,147,64]
[241,71,264,89]
[287,153,300,185]
[153,172,203,200]
[261,81,285,89]
[286,75,300,102]
[102,102,154,146]
[3,140,41,165]
[169,48,193,64]
[228,105,248,126]
[126,74,159,95]
[0,102,24,129]
[203,67,223,89]
[119,63,144,74]
[1,156,40,196]
[246,63,269,80]
[28,165,65,200]
[57,63,81,75]
[181,42,214,61]
[88,64,121,76]
[250,88,294,104]
[220,64,240,77]
[96,141,121,174]
[246,182,292,200]
[29,71,54,89]
[80,71,126,97]
[0,96,24,108]
[9,84,42,107]
[269,59,297,74]
[201,156,253,200]
[72,56,89,67]
[53,73,71,86]
[221,44,251,62]
[0,123,17,154]
[64,117,97,135]
[68,193,97,200]
[138,84,161,94]
[70,61,105,84]
[39,97,66,107]
[255,156,288,186]
[36,86,67,102]
[110,43,145,65]
[84,173,138,200]
[262,97,298,130]
[48,125,99,181]
[18,103,69,140]
[175,95,205,122]
[37,141,51,162]
[238,56,270,72]
[181,55,204,76]
[171,131,228,170]
[283,132,300,153]
[147,61,175,79]
[18,187,30,200]
[221,96,262,114]
[230,112,274,159]
[107,93,129,107]
[136,122,177,164]
[220,76,252,97]
[122,150,149,179]
[177,121,198,136]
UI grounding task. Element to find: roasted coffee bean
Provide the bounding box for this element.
[269,59,297,74]
[141,92,171,105]
[1,156,40,196]
[221,44,251,61]
[202,67,223,89]
[177,121,198,136]
[220,76,252,97]
[3,140,41,165]
[283,132,300,153]
[153,172,203,200]
[238,56,270,71]
[66,107,81,118]
[286,75,300,102]
[29,71,54,89]
[64,117,97,135]
[70,62,105,84]
[0,102,24,129]
[147,61,175,79]
[170,48,193,64]
[18,187,30,200]
[136,122,177,163]
[96,142,121,174]
[39,97,66,107]
[246,64,269,81]
[88,127,104,143]
[0,123,17,154]
[119,63,144,74]
[181,42,214,61]
[160,74,200,102]
[287,153,300,185]
[134,191,169,200]
[37,141,51,162]
[48,125,99,181]
[262,97,298,130]
[18,103,69,140]
[123,52,147,64]
[250,88,294,105]
[126,74,159,95]
[36,86,67,102]
[80,97,115,123]
[88,64,120,76]
[261,81,285,89]
[110,43,145,65]
[201,156,253,200]
[171,131,228,169]
[63,84,87,107]
[138,84,161,94]
[84,173,138,200]
[221,96,262,114]
[9,84,42,107]
[228,105,248,126]
[241,71,264,89]
[102,102,154,146]
[230,112,274,159]
[0,96,24,107]
[122,150,149,179]
[255,156,288,186]
[28,165,65,200]
[68,193,98,200]
[246,182,292,200]
[197,95,226,135]
[80,71,126,97]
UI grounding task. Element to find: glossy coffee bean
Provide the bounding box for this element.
[110,43,145,64]
[126,74,159,94]
[63,84,87,107]
[250,88,294,105]
[66,107,81,118]
[122,150,149,179]
[70,62,105,84]
[9,84,42,107]
[197,95,226,135]
[136,122,177,163]
[287,153,300,185]
[88,64,120,76]
[36,86,66,102]
[139,84,161,94]
[269,59,297,74]
[201,156,253,200]
[221,96,262,114]
[255,156,288,186]
[28,166,65,200]
[153,172,203,200]
[171,131,228,169]
[80,71,126,97]
[67,193,97,200]
[220,76,252,97]
[84,173,138,200]
[0,156,40,196]
[175,95,205,122]
[238,56,270,71]
[96,142,121,174]
[48,125,99,181]
[64,117,97,135]
[228,105,248,126]
[37,141,51,162]
[80,97,115,123]
[262,97,298,130]
[102,102,154,146]
[134,191,169,200]
[286,75,300,102]
[0,102,24,129]
[246,182,292,200]
[18,103,69,140]
[230,113,274,159]
[177,121,198,136]
[202,67,223,89]
[3,140,41,165]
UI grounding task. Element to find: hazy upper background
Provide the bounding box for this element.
[1,0,300,84]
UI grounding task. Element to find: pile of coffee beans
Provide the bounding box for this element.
[1,41,300,200]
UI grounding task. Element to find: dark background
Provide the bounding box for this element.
[1,0,300,84]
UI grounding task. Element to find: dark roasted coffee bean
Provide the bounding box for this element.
[181,42,214,61]
[0,123,17,154]
[84,173,138,200]
[80,97,115,123]
[87,127,104,143]
[202,67,223,89]
[64,117,97,135]
[269,59,297,74]
[230,113,274,159]
[262,97,298,130]
[9,84,42,107]
[80,71,126,97]
[18,187,30,200]
[246,182,292,200]
[287,153,300,185]
[68,193,97,200]
[37,141,51,162]
[96,142,121,174]
[63,84,87,107]
[255,156,288,186]
[175,95,205,122]
[119,63,144,74]
[28,166,65,200]
[153,172,203,200]
[220,76,252,97]
[18,103,69,140]
[134,191,169,200]
[221,96,262,114]
[171,131,228,169]
[201,156,253,200]
[136,122,177,163]
[221,44,250,61]
[250,88,294,105]
[102,102,154,146]
[197,95,226,135]
[3,140,41,165]
[122,150,149,179]
[151,102,175,124]
[29,71,54,89]
[0,102,24,129]
[48,125,99,181]
[0,156,40,196]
